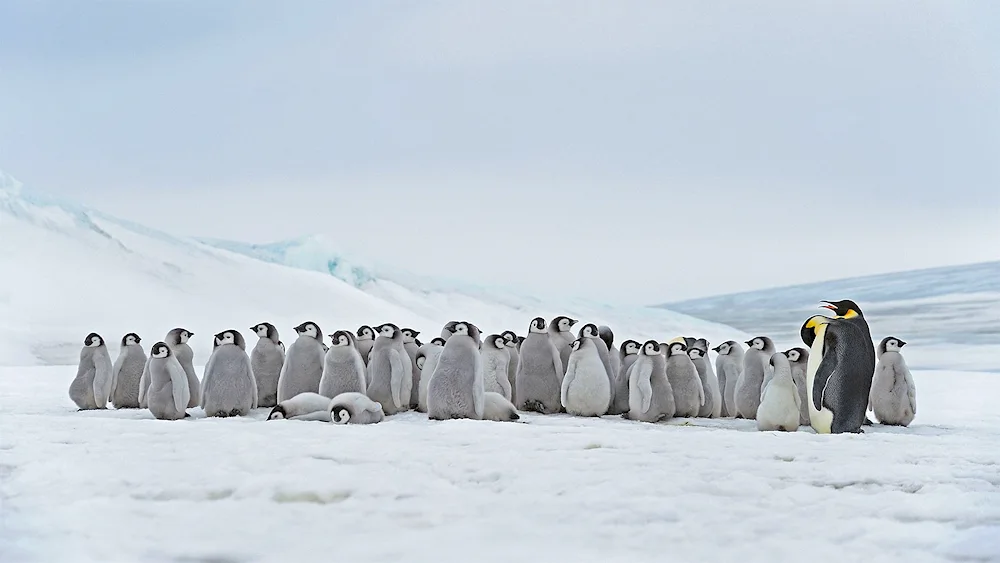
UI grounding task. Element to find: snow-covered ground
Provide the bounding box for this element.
[1,366,998,562]
[0,167,740,367]
[661,261,1000,372]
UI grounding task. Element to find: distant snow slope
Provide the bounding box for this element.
[2,366,998,562]
[0,168,741,366]
[659,262,1000,371]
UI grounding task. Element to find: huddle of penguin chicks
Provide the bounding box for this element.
[68,313,917,432]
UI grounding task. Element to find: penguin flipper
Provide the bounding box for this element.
[812,353,838,413]
[138,357,151,407]
[634,360,653,413]
[388,349,404,408]
[246,356,259,409]
[92,350,114,406]
[110,349,126,400]
[166,357,191,413]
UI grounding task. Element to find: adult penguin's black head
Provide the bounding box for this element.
[820,300,864,319]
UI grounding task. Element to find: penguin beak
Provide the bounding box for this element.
[820,301,837,311]
[744,340,753,346]
[898,340,907,347]
[711,346,721,352]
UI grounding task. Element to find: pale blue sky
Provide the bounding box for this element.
[2,1,998,304]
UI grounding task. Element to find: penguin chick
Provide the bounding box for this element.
[561,337,611,417]
[577,323,617,412]
[276,322,326,403]
[501,330,520,403]
[482,391,520,422]
[416,340,446,413]
[688,339,722,418]
[355,326,376,366]
[664,340,704,418]
[110,333,146,409]
[329,392,384,425]
[481,334,512,400]
[143,342,191,421]
[757,352,801,432]
[428,322,485,420]
[734,336,774,419]
[201,330,257,417]
[608,340,640,416]
[515,317,564,414]
[713,341,744,417]
[165,328,201,408]
[626,341,676,422]
[548,316,578,374]
[784,347,811,425]
[69,333,113,410]
[250,322,284,408]
[366,323,413,415]
[401,328,422,408]
[869,337,916,426]
[318,331,367,399]
[267,392,333,421]
[597,325,621,393]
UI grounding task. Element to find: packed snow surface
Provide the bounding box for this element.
[2,367,999,562]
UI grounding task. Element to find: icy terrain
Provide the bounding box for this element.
[1,366,999,562]
[0,168,740,367]
[660,262,1000,372]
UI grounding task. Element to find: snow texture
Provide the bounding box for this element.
[1,367,999,562]
[661,261,1000,372]
[0,168,741,368]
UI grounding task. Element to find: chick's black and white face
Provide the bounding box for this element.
[493,337,505,349]
[378,325,396,338]
[571,339,582,351]
[688,348,703,359]
[217,332,236,346]
[719,343,732,355]
[642,342,659,356]
[787,349,800,362]
[557,317,573,332]
[358,326,374,340]
[416,356,425,370]
[581,324,598,338]
[502,331,516,344]
[431,338,445,347]
[124,334,139,346]
[255,325,269,338]
[299,324,318,338]
[624,341,640,355]
[332,407,350,424]
[267,407,285,420]
[669,343,686,356]
[151,343,169,358]
[333,333,351,347]
[885,339,903,352]
[751,338,765,350]
[86,334,103,347]
[529,318,546,334]
[179,331,191,344]
[452,323,469,336]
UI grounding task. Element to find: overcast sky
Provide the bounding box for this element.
[2,1,998,305]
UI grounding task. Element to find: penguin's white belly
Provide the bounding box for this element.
[806,325,834,434]
[562,356,611,416]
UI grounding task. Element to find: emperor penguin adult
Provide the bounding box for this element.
[688,339,722,418]
[664,339,704,418]
[869,337,916,426]
[626,341,676,423]
[515,317,564,414]
[142,342,191,421]
[784,347,811,425]
[400,328,423,408]
[800,299,877,434]
[68,333,113,410]
[164,328,200,408]
[756,352,801,432]
[597,325,621,384]
[319,330,368,399]
[501,330,520,402]
[734,336,775,419]
[428,321,485,420]
[276,321,326,403]
[366,323,413,415]
[548,316,578,374]
[201,330,258,417]
[713,341,744,417]
[355,326,376,366]
[561,337,611,417]
[609,340,640,415]
[577,323,617,412]
[110,333,147,409]
[415,339,446,413]
[250,322,284,408]
[481,334,512,400]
